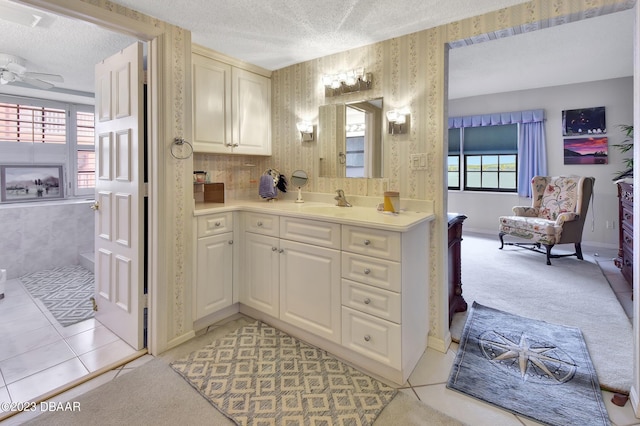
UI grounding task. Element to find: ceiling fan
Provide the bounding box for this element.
[0,53,64,90]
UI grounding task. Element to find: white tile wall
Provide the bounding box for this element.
[0,201,94,279]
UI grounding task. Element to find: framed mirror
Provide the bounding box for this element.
[318,98,383,178]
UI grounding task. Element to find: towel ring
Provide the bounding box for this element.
[171,137,193,160]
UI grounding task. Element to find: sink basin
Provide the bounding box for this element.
[299,205,342,214]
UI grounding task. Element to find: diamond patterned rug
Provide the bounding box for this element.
[20,265,95,327]
[170,321,397,426]
[447,302,609,426]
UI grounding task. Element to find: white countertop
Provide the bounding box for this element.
[194,199,435,232]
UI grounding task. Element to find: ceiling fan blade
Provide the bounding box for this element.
[23,72,64,83]
[6,61,26,74]
[20,77,54,90]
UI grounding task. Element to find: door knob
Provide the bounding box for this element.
[90,202,99,211]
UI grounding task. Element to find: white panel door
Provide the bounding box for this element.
[242,232,279,316]
[279,239,341,343]
[192,54,232,153]
[196,233,233,319]
[231,68,271,156]
[94,42,144,350]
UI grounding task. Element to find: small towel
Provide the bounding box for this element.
[259,174,277,199]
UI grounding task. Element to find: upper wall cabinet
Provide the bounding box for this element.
[192,53,271,156]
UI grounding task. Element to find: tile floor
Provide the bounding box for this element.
[3,239,638,425]
[0,277,138,423]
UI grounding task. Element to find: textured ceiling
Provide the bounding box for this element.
[0,0,634,101]
[108,0,532,70]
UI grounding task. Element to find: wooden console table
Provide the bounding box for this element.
[448,213,468,325]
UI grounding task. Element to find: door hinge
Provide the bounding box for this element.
[90,296,98,311]
[143,293,148,309]
[144,182,149,197]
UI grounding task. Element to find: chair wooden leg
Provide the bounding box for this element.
[499,232,505,249]
[575,243,584,260]
[543,244,553,265]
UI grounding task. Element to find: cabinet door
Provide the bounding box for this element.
[279,239,341,343]
[242,232,280,316]
[192,54,232,153]
[232,68,271,156]
[196,232,233,319]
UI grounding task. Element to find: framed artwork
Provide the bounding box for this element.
[0,165,65,203]
[563,137,608,165]
[562,106,606,136]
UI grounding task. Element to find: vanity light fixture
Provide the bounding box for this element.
[296,121,315,142]
[323,67,372,97]
[386,107,411,134]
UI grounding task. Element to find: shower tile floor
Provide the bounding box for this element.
[0,277,138,408]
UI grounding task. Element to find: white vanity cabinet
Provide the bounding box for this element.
[191,52,271,156]
[198,203,433,385]
[195,212,234,320]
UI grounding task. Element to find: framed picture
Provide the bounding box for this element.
[563,137,608,165]
[562,106,606,136]
[0,165,65,203]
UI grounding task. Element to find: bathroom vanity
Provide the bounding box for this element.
[193,199,434,384]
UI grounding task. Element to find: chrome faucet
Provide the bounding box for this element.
[334,189,352,207]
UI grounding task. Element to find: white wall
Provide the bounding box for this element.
[448,76,633,247]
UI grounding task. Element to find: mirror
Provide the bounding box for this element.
[290,170,308,203]
[318,98,383,178]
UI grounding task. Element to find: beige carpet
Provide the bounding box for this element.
[25,317,462,426]
[450,233,633,394]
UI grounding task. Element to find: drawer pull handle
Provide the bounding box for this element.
[364,335,371,342]
[257,221,263,226]
[279,249,284,254]
[624,213,632,220]
[272,247,278,251]
[624,236,632,243]
[364,268,371,275]
[215,221,221,227]
[228,240,233,245]
[364,298,371,305]
[363,239,371,246]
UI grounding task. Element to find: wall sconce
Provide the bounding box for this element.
[323,67,372,97]
[296,121,314,141]
[386,107,410,134]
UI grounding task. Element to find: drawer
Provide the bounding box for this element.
[244,212,279,236]
[342,225,401,261]
[280,217,341,249]
[341,252,401,292]
[197,212,233,238]
[622,227,633,250]
[342,306,401,368]
[621,205,633,227]
[342,279,401,323]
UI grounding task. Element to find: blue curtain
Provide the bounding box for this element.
[448,109,547,197]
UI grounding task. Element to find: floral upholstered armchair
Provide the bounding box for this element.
[499,176,595,265]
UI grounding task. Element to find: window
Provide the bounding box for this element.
[0,96,95,197]
[448,124,517,192]
[74,108,96,194]
[0,103,66,144]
